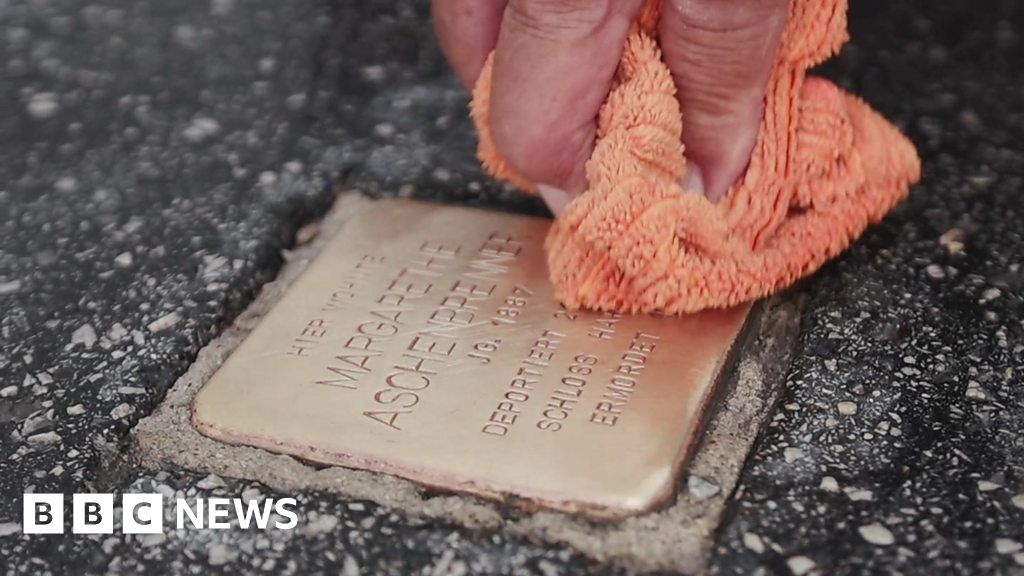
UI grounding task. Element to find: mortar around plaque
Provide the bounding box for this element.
[133,194,801,572]
[189,199,750,518]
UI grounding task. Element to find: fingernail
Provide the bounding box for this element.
[681,164,707,197]
[537,184,572,217]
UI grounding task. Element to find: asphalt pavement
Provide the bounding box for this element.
[1,0,1022,574]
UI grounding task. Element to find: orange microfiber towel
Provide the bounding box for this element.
[470,0,921,314]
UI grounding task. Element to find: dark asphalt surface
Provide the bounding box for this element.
[1,0,1021,574]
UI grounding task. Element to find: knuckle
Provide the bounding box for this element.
[665,0,788,35]
[661,0,787,83]
[491,121,586,186]
[506,0,617,40]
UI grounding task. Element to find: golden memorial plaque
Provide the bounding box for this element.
[193,200,749,518]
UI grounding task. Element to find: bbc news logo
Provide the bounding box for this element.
[23,494,298,534]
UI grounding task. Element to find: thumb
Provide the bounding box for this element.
[489,0,645,204]
[660,0,789,201]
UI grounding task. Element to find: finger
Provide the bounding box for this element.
[432,0,509,89]
[660,0,789,200]
[490,0,646,198]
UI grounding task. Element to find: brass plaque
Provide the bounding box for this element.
[193,200,749,518]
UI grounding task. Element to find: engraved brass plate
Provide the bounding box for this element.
[193,200,749,518]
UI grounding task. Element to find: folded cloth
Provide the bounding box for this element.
[470,0,921,314]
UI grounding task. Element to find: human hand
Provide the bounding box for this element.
[432,0,789,214]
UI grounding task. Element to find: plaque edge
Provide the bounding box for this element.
[131,193,805,573]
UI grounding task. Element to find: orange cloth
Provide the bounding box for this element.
[470,0,921,314]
